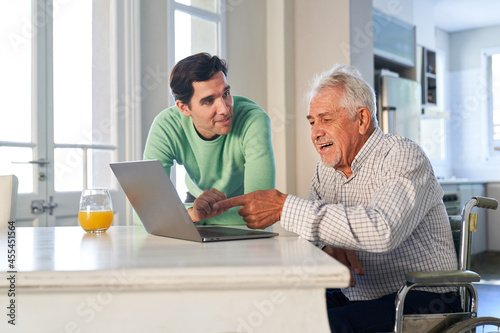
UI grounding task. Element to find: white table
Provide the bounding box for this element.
[0,225,349,332]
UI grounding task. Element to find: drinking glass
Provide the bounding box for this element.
[78,189,113,233]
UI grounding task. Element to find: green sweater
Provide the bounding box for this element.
[143,96,276,225]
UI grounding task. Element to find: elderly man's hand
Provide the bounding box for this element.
[213,190,288,229]
[322,246,365,287]
[188,188,228,222]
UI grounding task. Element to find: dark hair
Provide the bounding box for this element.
[170,52,228,106]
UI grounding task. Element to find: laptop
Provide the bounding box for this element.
[110,160,278,242]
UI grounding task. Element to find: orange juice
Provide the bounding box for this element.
[78,210,113,233]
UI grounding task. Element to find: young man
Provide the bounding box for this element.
[143,53,275,225]
[214,65,461,332]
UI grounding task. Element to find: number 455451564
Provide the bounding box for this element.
[7,221,16,270]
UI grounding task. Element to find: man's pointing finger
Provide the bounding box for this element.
[213,195,248,210]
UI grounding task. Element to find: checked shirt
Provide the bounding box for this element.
[281,128,458,301]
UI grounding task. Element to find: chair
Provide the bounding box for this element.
[394,196,500,333]
[0,175,19,227]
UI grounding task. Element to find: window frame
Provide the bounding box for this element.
[167,0,227,70]
[166,0,226,193]
[484,47,500,155]
[0,0,139,226]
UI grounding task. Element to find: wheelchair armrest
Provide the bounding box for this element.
[406,270,480,284]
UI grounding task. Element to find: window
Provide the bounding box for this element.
[491,53,500,151]
[169,0,225,200]
[52,0,117,192]
[0,1,33,193]
[1,1,118,194]
[0,0,131,227]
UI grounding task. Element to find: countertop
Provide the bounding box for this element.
[0,225,349,332]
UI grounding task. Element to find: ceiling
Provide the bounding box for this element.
[434,0,500,32]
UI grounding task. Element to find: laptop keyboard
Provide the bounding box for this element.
[197,227,241,237]
[197,226,262,238]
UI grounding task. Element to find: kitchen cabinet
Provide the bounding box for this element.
[421,47,437,106]
[486,182,500,251]
[373,9,416,68]
[417,46,449,118]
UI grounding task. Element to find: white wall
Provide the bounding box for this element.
[139,0,170,151]
[411,0,435,49]
[228,0,374,198]
[226,0,268,106]
[427,28,453,178]
[448,25,500,180]
[265,0,297,194]
[293,0,350,197]
[289,0,376,198]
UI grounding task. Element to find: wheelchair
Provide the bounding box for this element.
[394,196,500,333]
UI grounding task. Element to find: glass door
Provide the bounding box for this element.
[0,0,124,227]
[0,1,46,226]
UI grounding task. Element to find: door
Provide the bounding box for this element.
[1,0,125,227]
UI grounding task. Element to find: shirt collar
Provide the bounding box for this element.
[350,127,384,175]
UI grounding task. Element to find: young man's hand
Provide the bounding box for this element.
[213,190,288,229]
[188,188,229,222]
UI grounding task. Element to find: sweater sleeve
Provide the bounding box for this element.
[240,109,276,192]
[143,112,176,177]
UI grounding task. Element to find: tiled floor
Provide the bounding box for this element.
[470,251,500,317]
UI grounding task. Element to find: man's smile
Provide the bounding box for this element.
[316,139,335,152]
[215,116,232,125]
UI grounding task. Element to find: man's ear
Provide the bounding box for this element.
[357,107,372,135]
[176,100,192,117]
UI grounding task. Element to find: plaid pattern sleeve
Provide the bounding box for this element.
[281,128,458,300]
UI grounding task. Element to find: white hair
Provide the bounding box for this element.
[306,64,378,127]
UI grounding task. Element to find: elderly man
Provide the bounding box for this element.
[144,53,275,225]
[214,65,461,332]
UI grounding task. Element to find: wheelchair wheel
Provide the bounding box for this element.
[442,316,500,333]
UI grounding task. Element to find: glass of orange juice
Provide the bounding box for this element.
[78,189,113,233]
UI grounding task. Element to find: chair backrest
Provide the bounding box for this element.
[0,175,19,226]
